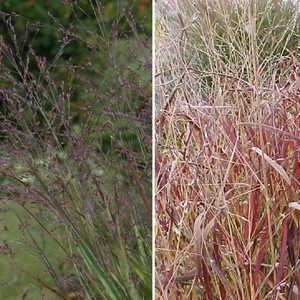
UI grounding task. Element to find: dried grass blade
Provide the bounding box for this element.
[240,123,300,142]
[193,210,215,276]
[272,216,289,300]
[253,216,269,289]
[251,147,291,185]
[288,202,300,210]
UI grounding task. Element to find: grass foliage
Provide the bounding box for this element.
[155,0,299,299]
[0,1,151,299]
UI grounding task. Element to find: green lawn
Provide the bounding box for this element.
[0,199,67,299]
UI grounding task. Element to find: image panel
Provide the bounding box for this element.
[0,0,152,299]
[155,0,299,299]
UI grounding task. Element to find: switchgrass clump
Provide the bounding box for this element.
[0,1,151,299]
[155,0,299,299]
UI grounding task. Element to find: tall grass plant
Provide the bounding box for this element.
[155,0,299,299]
